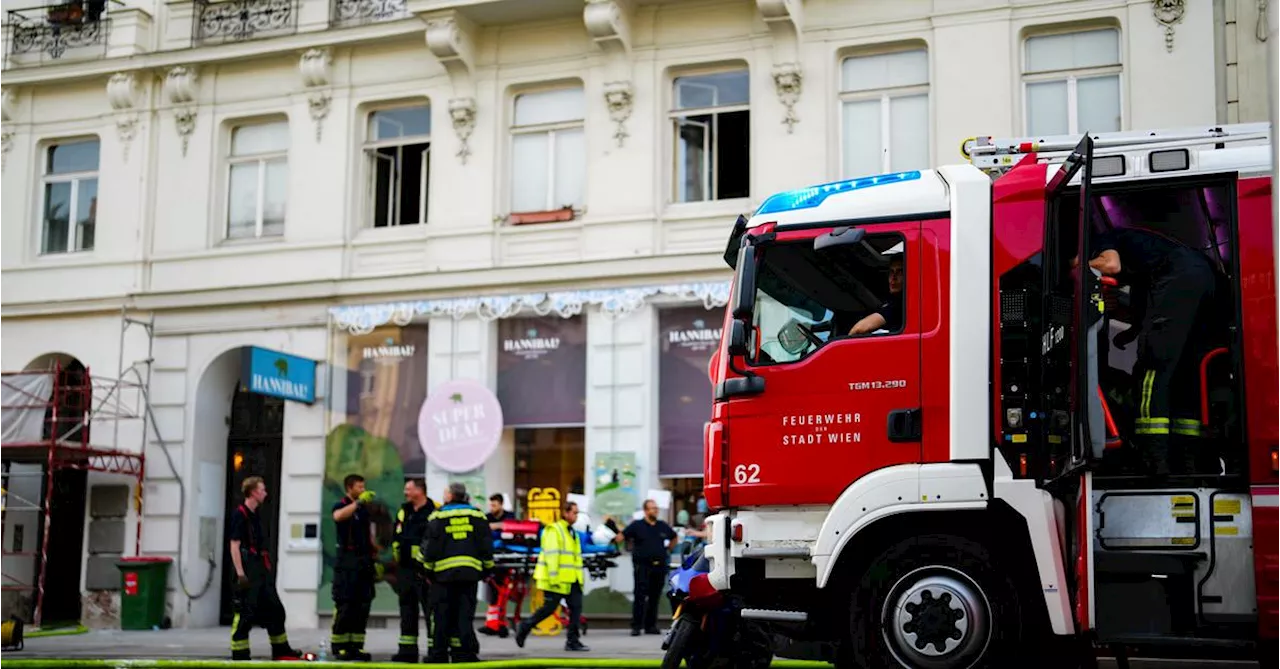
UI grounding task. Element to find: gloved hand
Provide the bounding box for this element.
[1113,326,1139,349]
[236,574,250,590]
[411,545,423,564]
[357,490,377,505]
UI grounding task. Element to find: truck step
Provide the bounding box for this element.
[741,608,808,622]
[741,546,811,559]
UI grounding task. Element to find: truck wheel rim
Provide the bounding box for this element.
[881,566,991,668]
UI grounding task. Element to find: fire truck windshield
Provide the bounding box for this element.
[743,232,906,365]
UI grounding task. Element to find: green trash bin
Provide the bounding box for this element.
[116,556,172,630]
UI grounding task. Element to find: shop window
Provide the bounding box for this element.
[365,104,431,228]
[1023,28,1122,136]
[513,427,586,519]
[750,233,907,366]
[39,138,99,255]
[510,87,585,217]
[671,68,750,203]
[226,119,289,240]
[840,48,930,177]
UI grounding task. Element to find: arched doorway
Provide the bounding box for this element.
[217,382,284,625]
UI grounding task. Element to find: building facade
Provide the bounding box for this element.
[0,0,1272,629]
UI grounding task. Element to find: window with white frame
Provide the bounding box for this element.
[1023,28,1122,136]
[39,138,99,255]
[840,49,930,177]
[226,120,289,240]
[365,105,431,228]
[510,87,585,214]
[671,69,749,203]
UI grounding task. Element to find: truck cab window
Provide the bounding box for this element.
[749,232,906,365]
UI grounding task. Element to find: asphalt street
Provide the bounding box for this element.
[6,625,1261,667]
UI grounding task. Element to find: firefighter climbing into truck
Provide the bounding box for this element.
[695,123,1277,669]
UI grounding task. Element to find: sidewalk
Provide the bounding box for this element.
[9,626,667,662]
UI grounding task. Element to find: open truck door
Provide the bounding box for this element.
[1043,134,1103,635]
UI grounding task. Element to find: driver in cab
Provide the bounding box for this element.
[848,255,904,336]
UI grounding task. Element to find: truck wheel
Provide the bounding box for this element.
[850,534,1022,669]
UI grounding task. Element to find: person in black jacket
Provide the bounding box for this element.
[390,478,437,663]
[330,474,377,662]
[1084,225,1217,477]
[420,482,494,664]
[228,477,303,661]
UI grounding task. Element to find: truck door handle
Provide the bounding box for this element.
[887,408,922,443]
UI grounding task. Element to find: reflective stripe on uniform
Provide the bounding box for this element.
[1173,418,1202,436]
[398,635,417,645]
[1135,416,1169,435]
[1140,370,1156,419]
[269,633,288,644]
[434,555,483,572]
[330,633,352,644]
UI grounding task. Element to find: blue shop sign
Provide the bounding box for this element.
[242,347,316,404]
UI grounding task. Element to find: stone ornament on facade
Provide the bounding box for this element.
[449,97,477,164]
[107,72,141,162]
[329,282,732,334]
[772,62,803,133]
[164,66,199,156]
[1,88,14,173]
[299,48,333,142]
[1151,0,1186,52]
[604,81,634,147]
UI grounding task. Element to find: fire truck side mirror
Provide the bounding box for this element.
[814,226,865,252]
[728,319,749,357]
[731,244,757,319]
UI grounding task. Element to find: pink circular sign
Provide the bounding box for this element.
[417,379,504,473]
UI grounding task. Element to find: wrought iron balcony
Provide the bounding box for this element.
[330,0,404,27]
[329,0,407,28]
[5,0,112,63]
[193,0,297,45]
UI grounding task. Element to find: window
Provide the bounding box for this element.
[365,105,431,228]
[1023,28,1122,136]
[227,120,289,240]
[840,49,930,177]
[749,233,906,366]
[510,87,585,214]
[671,69,750,203]
[39,139,99,255]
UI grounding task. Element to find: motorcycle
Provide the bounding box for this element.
[660,546,771,669]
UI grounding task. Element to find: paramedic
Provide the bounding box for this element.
[391,478,436,663]
[421,482,493,664]
[479,493,516,638]
[228,477,302,661]
[848,255,905,335]
[514,501,589,652]
[331,474,377,662]
[1086,225,1216,476]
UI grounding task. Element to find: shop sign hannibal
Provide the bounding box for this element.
[418,379,504,473]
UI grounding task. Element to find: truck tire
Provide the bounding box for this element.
[848,533,1024,669]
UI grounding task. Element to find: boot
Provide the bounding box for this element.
[565,639,590,652]
[230,649,251,661]
[514,623,530,648]
[390,645,419,663]
[271,643,304,660]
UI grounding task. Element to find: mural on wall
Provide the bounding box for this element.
[497,316,586,427]
[317,324,428,614]
[592,451,638,519]
[658,307,721,478]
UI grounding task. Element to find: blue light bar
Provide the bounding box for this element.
[754,170,922,216]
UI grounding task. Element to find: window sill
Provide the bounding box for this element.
[217,234,287,249]
[663,198,754,223]
[352,223,430,245]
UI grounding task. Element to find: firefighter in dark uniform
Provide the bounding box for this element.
[330,474,377,662]
[390,478,437,663]
[228,476,302,661]
[419,482,494,664]
[1086,224,1216,477]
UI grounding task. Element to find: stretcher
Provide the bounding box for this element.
[478,520,620,638]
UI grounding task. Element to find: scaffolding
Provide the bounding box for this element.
[0,310,154,628]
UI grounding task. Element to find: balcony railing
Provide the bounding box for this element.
[6,1,111,63]
[193,0,297,45]
[329,0,406,28]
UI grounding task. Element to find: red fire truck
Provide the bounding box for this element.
[700,123,1277,668]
